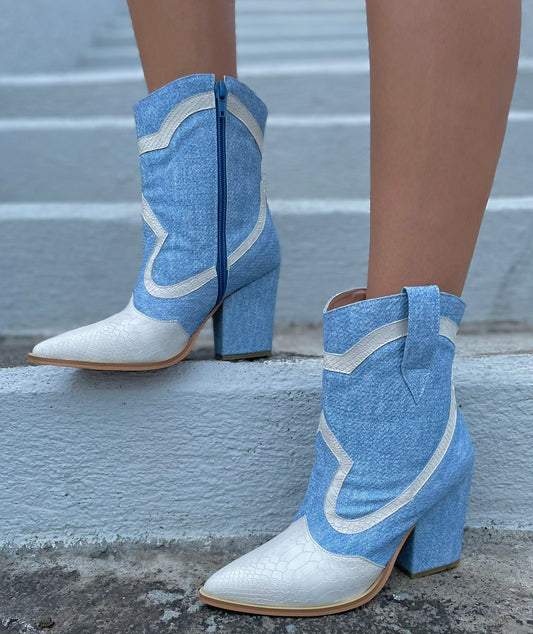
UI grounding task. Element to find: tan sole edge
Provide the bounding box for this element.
[198,527,414,617]
[216,350,271,361]
[27,305,221,372]
[396,558,460,579]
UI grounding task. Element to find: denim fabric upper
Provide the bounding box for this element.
[295,286,474,566]
[132,74,280,334]
[224,76,279,297]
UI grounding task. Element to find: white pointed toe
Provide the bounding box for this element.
[200,517,385,615]
[29,299,190,370]
[200,286,474,616]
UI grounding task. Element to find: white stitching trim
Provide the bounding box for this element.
[319,386,458,535]
[142,182,267,299]
[138,92,215,155]
[323,317,458,374]
[227,93,264,154]
[137,92,264,156]
[141,196,217,299]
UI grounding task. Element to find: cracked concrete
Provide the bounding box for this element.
[0,529,531,633]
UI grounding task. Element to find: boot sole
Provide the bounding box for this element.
[27,306,270,371]
[199,527,460,617]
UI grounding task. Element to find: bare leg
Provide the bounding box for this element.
[365,0,521,299]
[127,0,236,93]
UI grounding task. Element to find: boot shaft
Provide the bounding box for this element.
[321,286,466,496]
[132,74,280,329]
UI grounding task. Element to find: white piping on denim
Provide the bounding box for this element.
[137,92,215,155]
[141,196,217,299]
[320,387,457,535]
[142,183,267,299]
[226,93,264,153]
[323,317,458,375]
[137,92,263,156]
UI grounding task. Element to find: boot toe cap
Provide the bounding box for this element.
[201,517,384,610]
[30,299,190,365]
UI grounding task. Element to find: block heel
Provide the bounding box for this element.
[396,473,473,578]
[213,266,279,360]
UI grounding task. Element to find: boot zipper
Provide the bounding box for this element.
[215,80,228,305]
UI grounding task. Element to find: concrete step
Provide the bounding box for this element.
[3,327,532,369]
[1,57,532,118]
[1,347,531,547]
[1,199,532,335]
[80,42,371,70]
[0,0,123,75]
[95,22,369,50]
[0,110,532,202]
[0,72,373,117]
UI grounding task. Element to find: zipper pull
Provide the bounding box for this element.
[215,80,227,118]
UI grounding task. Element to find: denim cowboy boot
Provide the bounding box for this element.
[29,74,280,370]
[200,285,474,616]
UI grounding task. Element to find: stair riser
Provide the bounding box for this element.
[1,205,532,333]
[1,356,531,546]
[0,121,532,202]
[0,70,531,117]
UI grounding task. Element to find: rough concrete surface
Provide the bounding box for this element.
[1,529,531,634]
[1,353,532,545]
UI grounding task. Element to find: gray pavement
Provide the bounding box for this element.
[1,528,532,634]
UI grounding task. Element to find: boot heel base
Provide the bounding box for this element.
[213,267,279,359]
[395,473,472,578]
[396,558,460,579]
[217,350,272,361]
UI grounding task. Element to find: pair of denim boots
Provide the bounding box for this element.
[30,75,474,616]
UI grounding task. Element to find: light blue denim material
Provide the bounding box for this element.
[295,286,475,574]
[132,74,280,342]
[214,266,279,357]
[222,76,280,300]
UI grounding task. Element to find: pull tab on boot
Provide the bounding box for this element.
[401,285,441,403]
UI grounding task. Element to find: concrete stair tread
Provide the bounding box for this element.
[1,69,531,118]
[2,330,532,369]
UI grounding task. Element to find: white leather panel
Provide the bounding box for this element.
[31,298,190,364]
[137,92,215,155]
[227,93,264,154]
[203,516,383,608]
[323,317,458,374]
[320,388,457,534]
[141,195,218,299]
[142,180,267,299]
